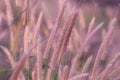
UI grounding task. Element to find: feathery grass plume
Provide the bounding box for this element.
[24,14,35,54]
[52,4,78,68]
[112,58,120,71]
[62,65,69,80]
[68,73,89,80]
[33,11,43,78]
[79,9,86,29]
[41,2,53,30]
[30,12,43,80]
[0,46,15,68]
[9,43,32,80]
[102,29,106,40]
[80,56,93,80]
[87,17,96,35]
[23,3,37,70]
[81,56,93,74]
[24,11,42,78]
[46,5,79,80]
[21,3,29,55]
[31,11,43,47]
[4,0,13,25]
[71,28,80,53]
[100,52,120,80]
[5,0,27,60]
[90,18,117,80]
[32,11,43,59]
[100,18,117,60]
[100,64,112,80]
[29,5,37,26]
[43,0,67,60]
[74,9,86,44]
[109,66,120,79]
[77,26,85,45]
[0,46,25,80]
[12,11,26,60]
[24,0,29,24]
[23,24,33,70]
[23,4,35,51]
[0,47,25,80]
[69,22,104,77]
[9,39,43,80]
[4,0,14,57]
[57,9,79,64]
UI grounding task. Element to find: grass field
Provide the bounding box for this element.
[0,0,120,80]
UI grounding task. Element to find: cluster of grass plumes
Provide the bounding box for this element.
[0,0,120,80]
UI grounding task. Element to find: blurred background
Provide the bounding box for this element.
[0,0,120,46]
